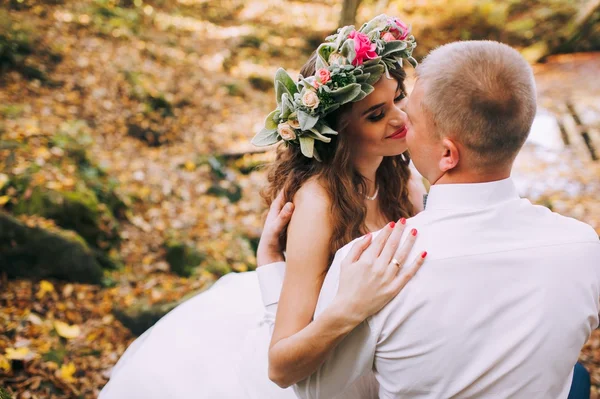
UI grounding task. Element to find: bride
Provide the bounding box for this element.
[100,15,428,398]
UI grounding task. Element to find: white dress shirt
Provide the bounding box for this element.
[258,178,600,399]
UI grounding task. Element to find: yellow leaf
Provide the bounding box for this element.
[184,160,196,171]
[0,196,9,206]
[142,254,154,265]
[86,332,98,342]
[53,321,81,339]
[0,355,11,372]
[46,181,64,191]
[45,361,59,371]
[59,362,77,383]
[6,347,32,361]
[0,174,8,190]
[36,280,55,299]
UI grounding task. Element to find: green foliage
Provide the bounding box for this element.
[0,104,25,119]
[0,10,59,82]
[203,156,243,203]
[248,74,273,92]
[42,346,68,364]
[164,240,206,277]
[183,0,244,24]
[204,260,232,276]
[12,185,119,248]
[0,11,33,70]
[0,387,12,399]
[224,82,245,97]
[239,34,263,49]
[411,0,589,59]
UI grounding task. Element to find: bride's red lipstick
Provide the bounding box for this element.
[387,126,407,139]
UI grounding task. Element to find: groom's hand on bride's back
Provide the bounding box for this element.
[335,220,428,321]
[257,191,294,266]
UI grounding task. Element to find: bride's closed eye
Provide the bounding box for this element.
[367,91,406,122]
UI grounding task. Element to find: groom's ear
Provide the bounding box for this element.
[438,137,459,173]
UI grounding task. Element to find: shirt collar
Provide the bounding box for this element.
[424,177,520,211]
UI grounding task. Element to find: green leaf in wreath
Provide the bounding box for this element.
[299,136,315,158]
[298,110,319,131]
[274,68,298,97]
[329,83,362,104]
[307,128,332,143]
[280,93,295,119]
[264,109,279,130]
[251,128,279,147]
[363,65,385,85]
[317,122,338,135]
[275,80,292,106]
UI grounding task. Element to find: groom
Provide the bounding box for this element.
[258,41,600,398]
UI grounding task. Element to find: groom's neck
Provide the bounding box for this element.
[432,166,512,186]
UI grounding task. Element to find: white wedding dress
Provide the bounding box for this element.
[99,265,378,398]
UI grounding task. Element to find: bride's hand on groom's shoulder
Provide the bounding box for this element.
[334,220,428,322]
[257,191,294,267]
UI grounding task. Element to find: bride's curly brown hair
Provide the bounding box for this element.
[262,52,415,261]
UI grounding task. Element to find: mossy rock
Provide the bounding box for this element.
[204,260,232,277]
[51,130,130,220]
[113,288,210,336]
[0,212,104,284]
[12,184,120,250]
[164,240,206,277]
[113,300,180,337]
[248,74,272,92]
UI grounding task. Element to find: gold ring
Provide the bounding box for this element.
[390,258,401,268]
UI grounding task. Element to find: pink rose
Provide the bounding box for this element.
[316,68,331,85]
[387,17,410,40]
[348,30,377,66]
[381,32,396,42]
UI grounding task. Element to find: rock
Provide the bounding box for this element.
[113,300,179,337]
[204,260,232,277]
[12,184,120,250]
[127,122,166,147]
[113,288,209,336]
[164,240,205,277]
[0,212,104,284]
[248,74,273,92]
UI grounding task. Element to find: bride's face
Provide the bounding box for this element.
[344,75,409,159]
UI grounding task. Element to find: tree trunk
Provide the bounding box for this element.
[556,0,600,54]
[526,0,600,62]
[339,0,362,27]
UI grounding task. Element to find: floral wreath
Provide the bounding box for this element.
[251,14,417,160]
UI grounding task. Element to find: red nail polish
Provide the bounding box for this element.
[389,221,395,228]
[421,251,427,259]
[411,228,417,236]
[400,218,406,225]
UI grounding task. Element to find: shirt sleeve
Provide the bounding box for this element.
[293,240,379,399]
[256,261,286,315]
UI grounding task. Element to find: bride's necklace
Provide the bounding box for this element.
[364,185,379,201]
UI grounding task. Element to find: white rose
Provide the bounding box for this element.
[278,122,297,140]
[301,90,320,110]
[288,118,300,129]
[328,53,347,66]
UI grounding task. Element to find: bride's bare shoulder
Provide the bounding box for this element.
[293,177,331,207]
[290,178,333,227]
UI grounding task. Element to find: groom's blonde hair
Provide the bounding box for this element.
[416,41,536,169]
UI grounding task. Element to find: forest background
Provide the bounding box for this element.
[0,0,599,397]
